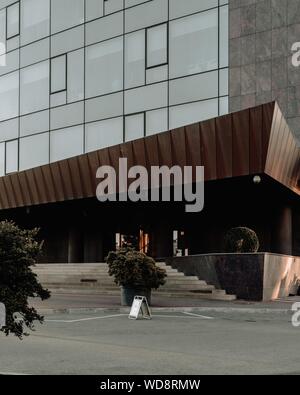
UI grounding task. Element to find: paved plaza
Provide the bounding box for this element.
[0,296,300,375]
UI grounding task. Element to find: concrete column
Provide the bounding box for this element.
[84,229,104,262]
[151,223,173,259]
[68,227,84,263]
[272,206,292,255]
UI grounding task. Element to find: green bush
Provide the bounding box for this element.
[106,248,167,289]
[0,221,50,339]
[224,227,260,253]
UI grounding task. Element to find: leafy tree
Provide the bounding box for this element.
[0,221,50,339]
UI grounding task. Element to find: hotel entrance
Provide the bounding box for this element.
[115,229,150,254]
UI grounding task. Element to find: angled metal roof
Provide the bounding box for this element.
[0,101,299,210]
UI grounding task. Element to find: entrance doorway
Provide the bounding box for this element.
[115,229,150,254]
[173,230,189,257]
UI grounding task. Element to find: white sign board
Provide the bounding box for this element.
[0,303,5,329]
[129,296,151,320]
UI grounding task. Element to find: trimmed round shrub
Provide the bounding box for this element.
[224,227,259,253]
[106,248,167,290]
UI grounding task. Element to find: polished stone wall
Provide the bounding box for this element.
[229,0,300,141]
[167,253,300,301]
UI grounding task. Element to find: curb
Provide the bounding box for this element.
[37,306,294,315]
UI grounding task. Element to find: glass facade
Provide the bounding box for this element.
[0,0,228,174]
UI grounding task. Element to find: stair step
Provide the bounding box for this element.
[35,262,236,301]
[44,284,119,290]
[157,285,215,291]
[153,291,237,301]
[47,288,236,301]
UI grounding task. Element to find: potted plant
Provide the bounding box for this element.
[106,248,167,306]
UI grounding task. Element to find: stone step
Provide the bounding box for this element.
[152,291,237,301]
[35,262,236,301]
[35,269,180,275]
[43,281,215,292]
[211,290,227,296]
[157,285,215,292]
[44,283,119,290]
[38,279,116,285]
[47,288,236,301]
[34,263,108,270]
[35,274,199,282]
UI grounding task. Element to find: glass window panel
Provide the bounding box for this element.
[67,49,84,103]
[104,0,123,15]
[125,81,168,114]
[169,99,218,129]
[85,92,123,123]
[86,37,123,98]
[219,96,229,116]
[6,35,19,51]
[146,65,168,84]
[7,2,19,39]
[86,10,123,46]
[20,37,49,68]
[146,108,168,135]
[0,118,18,141]
[169,10,218,78]
[19,132,49,170]
[20,109,49,137]
[86,0,104,21]
[50,125,84,162]
[51,0,84,34]
[0,9,6,55]
[51,55,66,93]
[85,117,123,152]
[6,139,18,174]
[219,5,229,68]
[20,61,49,115]
[50,101,83,130]
[125,113,144,142]
[147,24,167,68]
[21,0,50,45]
[125,30,145,89]
[125,0,168,34]
[50,91,67,107]
[219,68,228,97]
[0,71,19,121]
[169,71,218,106]
[0,142,4,176]
[169,0,218,19]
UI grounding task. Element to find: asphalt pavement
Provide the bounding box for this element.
[0,304,299,375]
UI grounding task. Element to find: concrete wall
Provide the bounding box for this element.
[167,253,300,301]
[263,254,300,299]
[229,0,300,141]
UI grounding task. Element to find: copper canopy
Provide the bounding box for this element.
[0,101,299,210]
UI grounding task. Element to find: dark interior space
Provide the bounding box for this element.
[0,173,298,262]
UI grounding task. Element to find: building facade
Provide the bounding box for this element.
[0,0,300,264]
[0,0,228,176]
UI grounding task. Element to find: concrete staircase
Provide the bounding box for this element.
[33,262,236,301]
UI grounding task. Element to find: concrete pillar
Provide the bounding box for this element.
[151,223,173,259]
[272,206,292,255]
[84,229,104,262]
[68,227,84,263]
